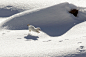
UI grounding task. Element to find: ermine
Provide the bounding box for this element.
[27,24,41,33]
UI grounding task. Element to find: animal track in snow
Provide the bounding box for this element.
[59,40,63,42]
[17,38,22,39]
[76,46,85,53]
[43,40,51,42]
[2,33,5,34]
[7,31,10,32]
[65,39,69,40]
[78,42,82,44]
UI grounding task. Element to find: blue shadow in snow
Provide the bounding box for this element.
[1,3,86,36]
[0,6,19,17]
[24,35,38,40]
[65,53,86,57]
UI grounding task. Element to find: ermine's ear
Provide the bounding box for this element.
[27,24,30,26]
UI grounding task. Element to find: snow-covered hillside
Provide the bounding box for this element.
[0,0,86,17]
[0,20,86,57]
[0,0,86,57]
[0,3,86,36]
[0,0,86,10]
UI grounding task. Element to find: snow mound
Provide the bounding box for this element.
[0,2,86,36]
[62,21,86,37]
[0,21,86,57]
[0,0,86,11]
[0,6,20,17]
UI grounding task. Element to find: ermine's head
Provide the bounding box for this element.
[37,28,41,31]
[27,24,30,26]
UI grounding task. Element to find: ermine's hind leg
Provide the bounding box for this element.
[36,30,40,33]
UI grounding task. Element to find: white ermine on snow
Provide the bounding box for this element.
[27,24,41,33]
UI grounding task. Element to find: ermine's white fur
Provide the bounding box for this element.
[27,24,41,33]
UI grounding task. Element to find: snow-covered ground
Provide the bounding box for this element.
[0,0,86,17]
[0,0,86,57]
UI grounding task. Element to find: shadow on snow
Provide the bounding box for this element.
[24,35,38,40]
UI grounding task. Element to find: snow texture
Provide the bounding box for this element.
[0,3,86,36]
[0,1,86,57]
[0,6,19,17]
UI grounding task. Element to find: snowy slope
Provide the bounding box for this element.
[0,3,86,36]
[0,21,86,57]
[0,0,86,17]
[0,0,86,57]
[0,0,86,10]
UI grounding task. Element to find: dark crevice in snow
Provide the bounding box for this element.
[69,9,78,17]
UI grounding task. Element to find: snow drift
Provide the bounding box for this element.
[0,6,19,17]
[0,21,86,57]
[1,3,86,36]
[0,2,86,57]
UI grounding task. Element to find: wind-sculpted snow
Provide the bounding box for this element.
[0,1,86,57]
[0,21,86,57]
[0,3,86,36]
[0,7,19,17]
